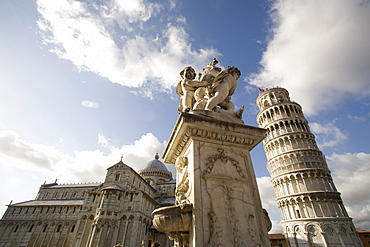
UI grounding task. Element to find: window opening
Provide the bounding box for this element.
[296,209,301,218]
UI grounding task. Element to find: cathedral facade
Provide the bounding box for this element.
[0,154,176,247]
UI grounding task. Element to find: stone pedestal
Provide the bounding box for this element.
[156,111,270,246]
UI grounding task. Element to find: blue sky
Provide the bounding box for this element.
[1,0,369,233]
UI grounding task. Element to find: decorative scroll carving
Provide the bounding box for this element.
[204,148,245,178]
[208,212,224,247]
[225,186,242,247]
[206,184,245,246]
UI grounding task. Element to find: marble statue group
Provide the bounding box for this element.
[176,59,244,119]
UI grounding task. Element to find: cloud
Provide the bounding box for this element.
[98,133,110,147]
[347,114,366,122]
[81,100,99,108]
[247,0,370,115]
[310,121,347,149]
[327,152,370,229]
[0,130,52,170]
[107,0,163,29]
[0,130,169,183]
[7,177,20,183]
[36,0,220,94]
[257,176,282,233]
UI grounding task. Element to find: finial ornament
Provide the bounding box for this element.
[120,155,123,161]
[176,59,244,121]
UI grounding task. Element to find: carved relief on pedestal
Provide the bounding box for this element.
[206,183,254,246]
[203,148,246,179]
[208,211,224,247]
[202,148,268,246]
[175,156,191,205]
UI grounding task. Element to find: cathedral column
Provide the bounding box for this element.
[111,219,120,245]
[120,220,129,245]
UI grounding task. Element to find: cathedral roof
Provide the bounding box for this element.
[156,197,176,205]
[140,153,169,172]
[10,200,84,207]
[107,160,129,170]
[102,184,124,191]
[157,179,176,184]
[43,182,102,189]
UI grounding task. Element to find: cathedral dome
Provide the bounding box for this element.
[142,153,169,172]
[138,153,173,181]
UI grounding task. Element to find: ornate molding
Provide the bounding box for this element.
[169,128,256,164]
[163,113,266,164]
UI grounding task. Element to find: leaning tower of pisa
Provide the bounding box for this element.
[256,87,362,247]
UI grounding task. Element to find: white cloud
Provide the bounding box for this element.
[0,130,52,170]
[247,0,370,115]
[257,176,282,233]
[98,133,110,147]
[36,0,220,94]
[112,0,162,27]
[0,130,170,183]
[7,177,20,183]
[81,100,99,108]
[327,152,370,229]
[310,121,347,149]
[347,114,366,122]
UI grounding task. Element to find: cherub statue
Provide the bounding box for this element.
[205,66,241,112]
[198,58,222,83]
[176,66,209,113]
[193,87,209,110]
[176,60,244,120]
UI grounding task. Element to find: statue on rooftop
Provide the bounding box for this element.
[176,59,244,120]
